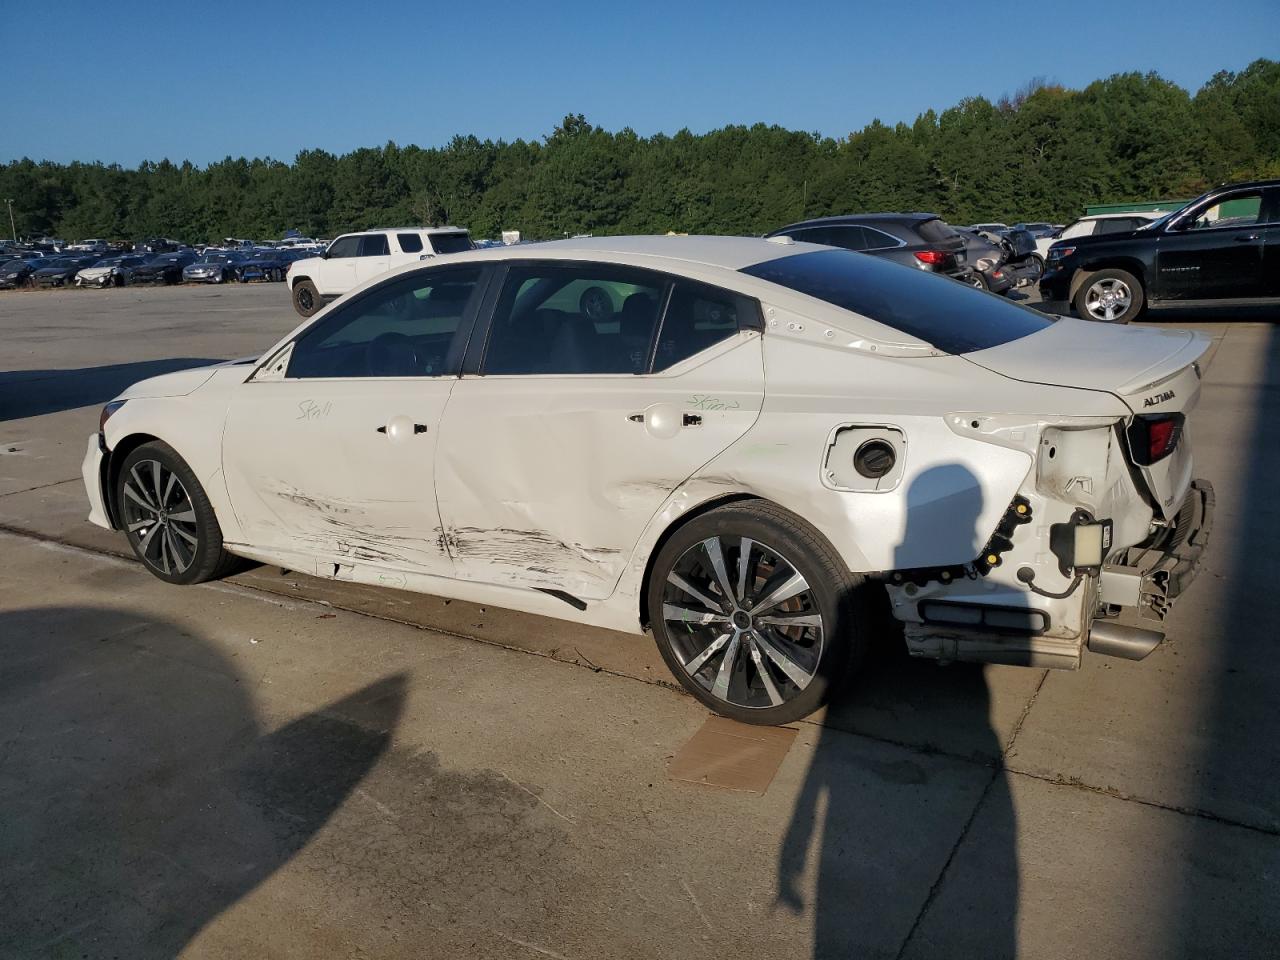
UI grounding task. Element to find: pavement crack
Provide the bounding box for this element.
[0,477,80,498]
[1006,766,1280,838]
[893,765,1001,960]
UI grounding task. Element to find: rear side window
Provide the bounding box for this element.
[397,233,424,253]
[916,219,961,244]
[429,233,474,254]
[786,225,869,251]
[483,263,665,375]
[741,249,1052,354]
[654,281,759,372]
[359,234,390,257]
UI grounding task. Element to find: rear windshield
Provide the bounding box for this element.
[429,233,473,254]
[741,249,1053,354]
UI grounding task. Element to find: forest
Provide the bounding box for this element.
[2,59,1277,243]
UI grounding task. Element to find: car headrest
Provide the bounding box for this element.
[620,293,657,339]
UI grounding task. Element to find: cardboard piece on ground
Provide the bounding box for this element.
[667,715,798,794]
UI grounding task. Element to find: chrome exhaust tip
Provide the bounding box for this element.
[1087,620,1164,661]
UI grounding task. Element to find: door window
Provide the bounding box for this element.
[653,280,759,371]
[397,233,424,253]
[326,235,360,258]
[359,234,391,256]
[1096,218,1138,235]
[287,267,482,378]
[860,227,901,250]
[482,264,666,375]
[788,225,870,250]
[1186,193,1262,230]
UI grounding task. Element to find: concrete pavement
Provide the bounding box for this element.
[1,282,1278,958]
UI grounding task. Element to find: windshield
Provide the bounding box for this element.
[741,249,1054,354]
[430,233,473,254]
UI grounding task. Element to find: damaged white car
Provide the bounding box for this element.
[82,236,1213,724]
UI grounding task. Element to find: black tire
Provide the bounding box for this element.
[1073,267,1144,323]
[292,278,322,317]
[115,440,239,585]
[967,271,989,291]
[646,500,868,725]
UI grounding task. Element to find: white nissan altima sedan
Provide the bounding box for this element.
[82,236,1214,725]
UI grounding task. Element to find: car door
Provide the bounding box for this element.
[353,233,392,286]
[221,264,489,577]
[434,260,766,601]
[1155,188,1266,300]
[1259,187,1280,298]
[317,234,360,295]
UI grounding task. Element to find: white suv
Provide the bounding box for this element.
[287,227,473,316]
[1033,212,1159,261]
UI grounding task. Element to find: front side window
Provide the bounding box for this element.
[1186,192,1262,230]
[359,234,390,257]
[741,249,1053,354]
[1096,217,1138,235]
[327,235,360,258]
[397,233,424,253]
[287,267,482,378]
[483,263,665,375]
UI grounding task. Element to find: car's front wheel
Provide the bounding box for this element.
[292,279,322,317]
[647,501,867,725]
[116,441,238,585]
[1074,267,1144,323]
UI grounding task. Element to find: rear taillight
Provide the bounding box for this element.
[1128,413,1184,466]
[914,250,947,266]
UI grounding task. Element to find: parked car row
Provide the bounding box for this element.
[0,245,315,290]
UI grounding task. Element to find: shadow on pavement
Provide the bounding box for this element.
[1178,321,1280,950]
[0,358,223,421]
[0,605,405,958]
[779,464,1017,959]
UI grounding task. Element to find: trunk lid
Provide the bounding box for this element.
[964,316,1211,517]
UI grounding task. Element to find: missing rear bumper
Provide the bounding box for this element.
[1107,478,1215,619]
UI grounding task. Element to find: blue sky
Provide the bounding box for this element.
[5,0,1277,166]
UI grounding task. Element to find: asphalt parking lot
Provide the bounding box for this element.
[2,283,1279,959]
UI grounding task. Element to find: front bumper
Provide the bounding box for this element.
[1102,478,1215,619]
[82,433,112,529]
[1039,264,1073,301]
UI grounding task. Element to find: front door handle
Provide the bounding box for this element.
[1233,234,1261,242]
[377,414,428,439]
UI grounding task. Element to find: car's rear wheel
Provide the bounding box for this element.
[116,441,238,585]
[966,271,988,290]
[1074,268,1144,323]
[292,279,322,317]
[647,501,867,725]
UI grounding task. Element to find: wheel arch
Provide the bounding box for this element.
[1069,257,1147,302]
[289,273,311,289]
[103,432,162,529]
[635,493,848,630]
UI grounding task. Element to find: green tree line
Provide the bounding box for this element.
[3,60,1277,244]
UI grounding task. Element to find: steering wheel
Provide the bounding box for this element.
[365,332,420,377]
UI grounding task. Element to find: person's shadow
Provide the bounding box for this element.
[0,604,406,958]
[778,464,1019,958]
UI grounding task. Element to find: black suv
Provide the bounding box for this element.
[766,213,972,283]
[1041,179,1280,322]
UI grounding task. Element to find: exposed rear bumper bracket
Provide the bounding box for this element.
[1109,478,1215,619]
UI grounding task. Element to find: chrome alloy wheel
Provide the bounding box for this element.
[660,536,824,709]
[121,459,200,576]
[1084,277,1132,321]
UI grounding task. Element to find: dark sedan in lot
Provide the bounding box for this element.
[236,248,304,282]
[32,255,103,288]
[1040,178,1280,322]
[766,213,972,283]
[0,257,46,289]
[130,251,197,285]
